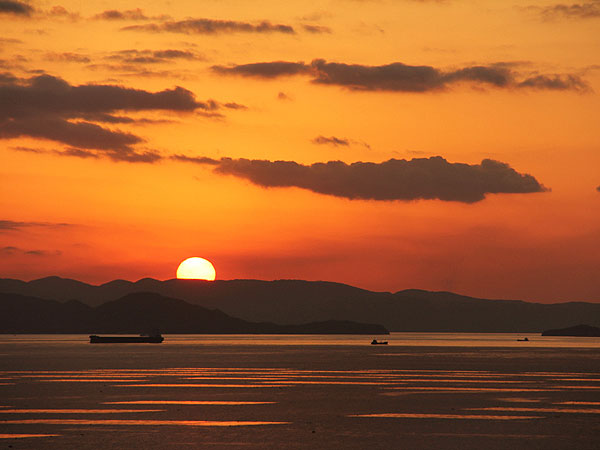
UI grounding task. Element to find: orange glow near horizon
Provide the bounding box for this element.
[176,258,216,281]
[0,1,599,302]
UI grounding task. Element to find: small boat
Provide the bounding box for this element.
[517,337,529,342]
[89,334,164,344]
[371,339,388,345]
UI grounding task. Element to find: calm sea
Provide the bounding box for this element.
[1,333,599,449]
[2,332,600,347]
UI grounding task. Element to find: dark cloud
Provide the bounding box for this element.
[11,145,45,153]
[2,113,142,151]
[312,135,350,146]
[92,8,168,21]
[0,72,229,162]
[534,2,600,20]
[0,220,71,230]
[106,49,201,64]
[0,1,33,16]
[309,59,586,92]
[1,73,204,117]
[153,49,197,60]
[45,52,91,63]
[517,74,590,90]
[597,185,600,192]
[171,154,220,165]
[222,102,247,110]
[85,63,189,79]
[47,5,80,21]
[302,24,332,33]
[13,144,158,162]
[212,59,589,93]
[175,155,547,203]
[122,18,295,35]
[0,246,61,256]
[12,144,157,161]
[212,61,310,78]
[58,147,100,159]
[79,113,135,124]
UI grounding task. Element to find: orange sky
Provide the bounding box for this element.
[1,0,599,302]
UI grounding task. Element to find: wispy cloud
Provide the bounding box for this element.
[531,1,600,20]
[212,61,311,78]
[212,59,589,93]
[312,135,371,149]
[172,155,548,203]
[44,52,91,63]
[122,18,295,35]
[0,220,72,231]
[92,8,169,21]
[47,5,80,21]
[312,136,350,147]
[302,24,332,33]
[105,48,203,64]
[0,246,62,256]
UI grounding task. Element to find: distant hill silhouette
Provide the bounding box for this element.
[1,277,600,332]
[0,291,388,335]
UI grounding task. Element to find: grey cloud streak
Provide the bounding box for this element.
[212,61,309,78]
[212,59,589,92]
[0,246,61,256]
[302,24,332,33]
[93,8,155,21]
[122,18,295,35]
[312,136,350,146]
[106,49,201,65]
[0,220,72,230]
[534,1,600,20]
[172,155,548,203]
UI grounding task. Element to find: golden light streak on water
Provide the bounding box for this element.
[0,434,61,439]
[349,413,542,420]
[39,379,146,383]
[468,407,600,414]
[115,384,292,388]
[557,401,600,405]
[0,409,164,413]
[1,419,290,426]
[104,401,276,405]
[384,387,556,392]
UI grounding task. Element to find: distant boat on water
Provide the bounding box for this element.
[517,337,529,341]
[89,333,164,344]
[371,339,388,345]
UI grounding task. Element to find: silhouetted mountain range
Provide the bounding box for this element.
[1,276,600,332]
[0,291,388,334]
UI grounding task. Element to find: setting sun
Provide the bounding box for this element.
[176,257,216,281]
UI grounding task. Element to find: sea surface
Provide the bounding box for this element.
[1,333,599,449]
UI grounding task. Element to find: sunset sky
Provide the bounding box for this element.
[1,0,599,302]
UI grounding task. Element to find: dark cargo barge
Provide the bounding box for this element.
[89,334,164,343]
